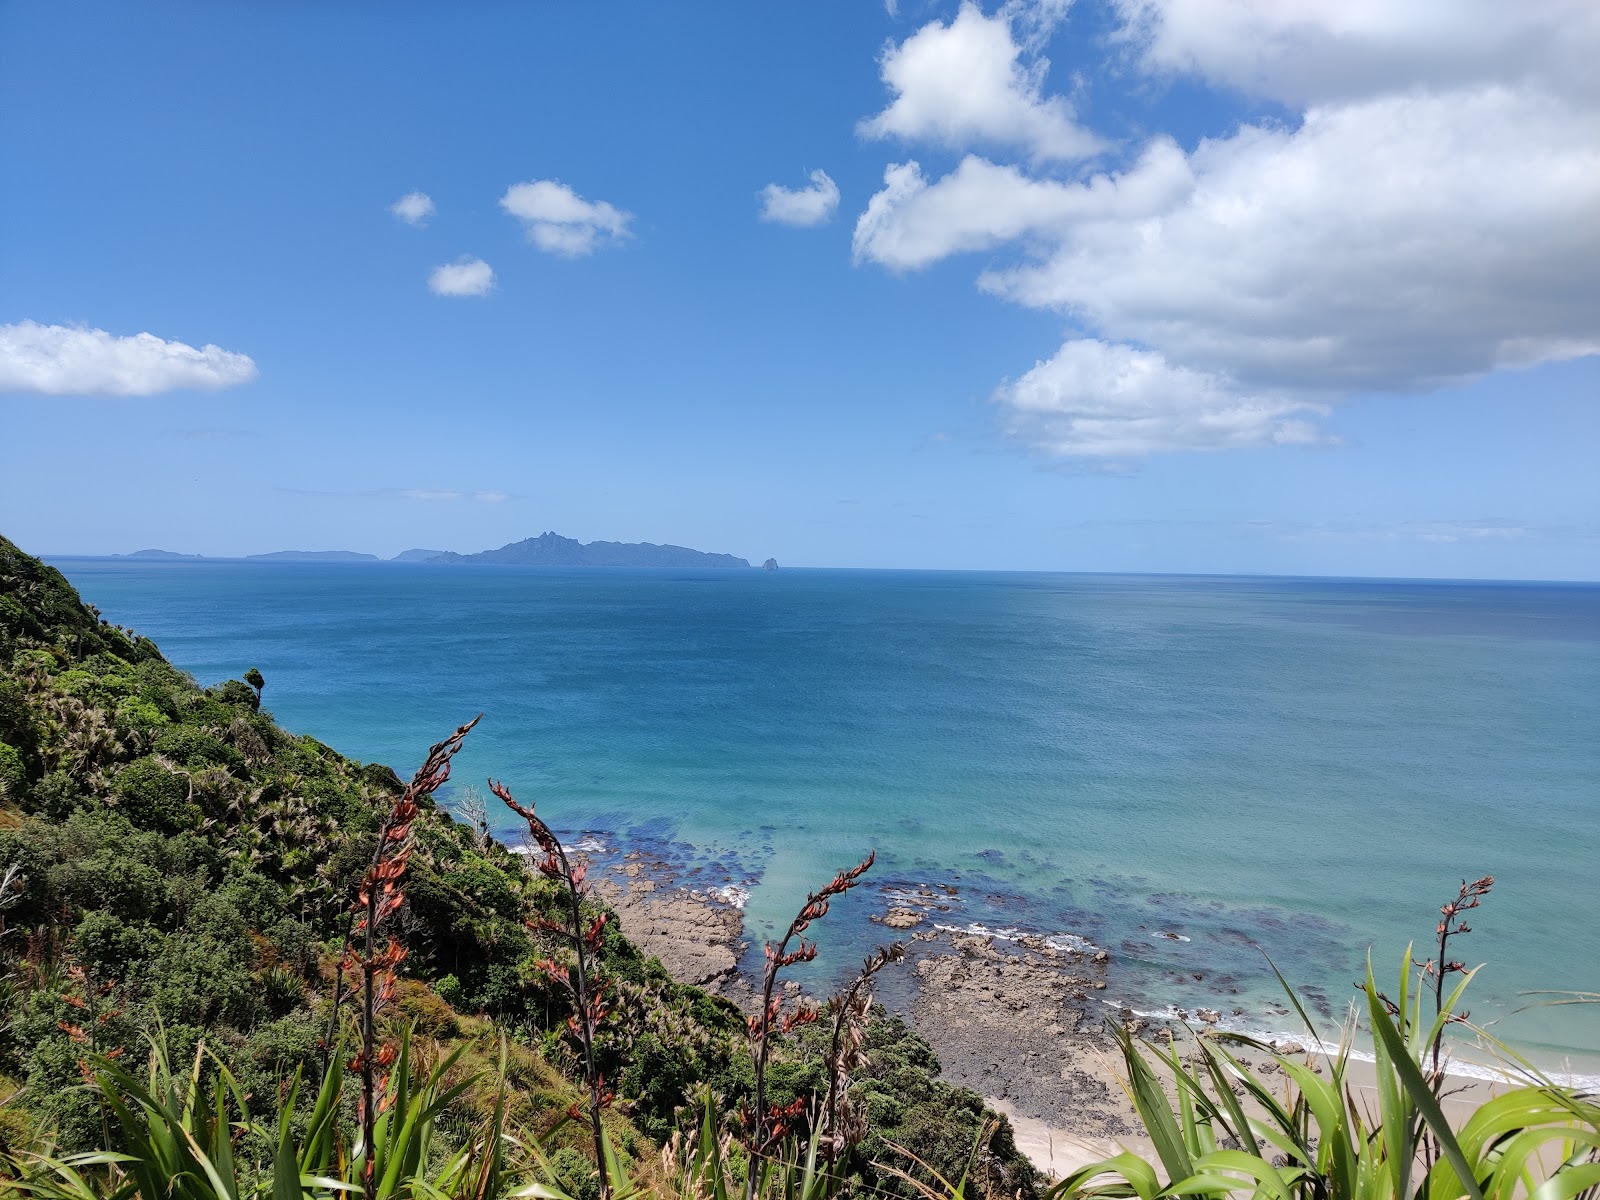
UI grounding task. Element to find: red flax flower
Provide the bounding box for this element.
[744,850,874,1177]
[1428,875,1493,1073]
[490,778,616,1200]
[333,715,479,1200]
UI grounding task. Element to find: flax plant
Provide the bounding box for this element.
[671,1089,833,1200]
[819,943,904,1165]
[746,851,875,1168]
[489,779,616,1200]
[334,716,480,1200]
[6,1027,509,1200]
[1049,883,1600,1200]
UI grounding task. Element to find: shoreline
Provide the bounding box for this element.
[580,845,1600,1176]
[585,846,1151,1145]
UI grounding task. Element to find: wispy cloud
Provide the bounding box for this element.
[1272,519,1541,545]
[276,486,512,503]
[1051,516,1593,544]
[169,427,250,441]
[0,320,258,396]
[398,488,512,503]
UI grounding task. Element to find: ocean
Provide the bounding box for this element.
[50,559,1600,1072]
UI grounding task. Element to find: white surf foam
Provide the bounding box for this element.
[931,920,1101,954]
[1097,998,1600,1090]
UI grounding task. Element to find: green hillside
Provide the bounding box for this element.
[0,534,1032,1196]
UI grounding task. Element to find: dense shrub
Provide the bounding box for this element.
[0,739,23,801]
[113,757,197,833]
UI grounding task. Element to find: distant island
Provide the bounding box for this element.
[245,550,381,562]
[101,534,757,568]
[429,531,750,568]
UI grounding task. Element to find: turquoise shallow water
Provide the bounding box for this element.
[51,560,1600,1067]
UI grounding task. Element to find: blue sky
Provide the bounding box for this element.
[2,0,1596,578]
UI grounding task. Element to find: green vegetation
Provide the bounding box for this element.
[0,533,1033,1197]
[1050,951,1600,1200]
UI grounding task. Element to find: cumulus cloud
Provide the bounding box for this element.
[850,0,1600,460]
[855,88,1600,455]
[390,191,436,226]
[1113,0,1600,105]
[499,180,632,256]
[759,169,841,226]
[0,320,258,396]
[853,141,1191,269]
[428,256,495,297]
[859,2,1102,162]
[995,339,1329,456]
[976,88,1600,392]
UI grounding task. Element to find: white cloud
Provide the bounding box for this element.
[499,180,632,257]
[401,489,461,501]
[0,320,258,396]
[390,191,436,226]
[995,339,1328,457]
[1113,0,1600,105]
[859,2,1102,162]
[856,85,1600,455]
[428,256,495,297]
[977,87,1600,392]
[851,0,1600,461]
[759,169,841,226]
[853,141,1191,269]
[473,490,509,503]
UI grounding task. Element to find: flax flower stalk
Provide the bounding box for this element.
[348,714,479,1200]
[745,849,875,1180]
[490,778,615,1200]
[820,941,904,1163]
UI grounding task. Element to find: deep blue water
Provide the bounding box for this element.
[50,560,1600,1067]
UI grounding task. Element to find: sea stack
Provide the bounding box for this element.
[762,558,779,571]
